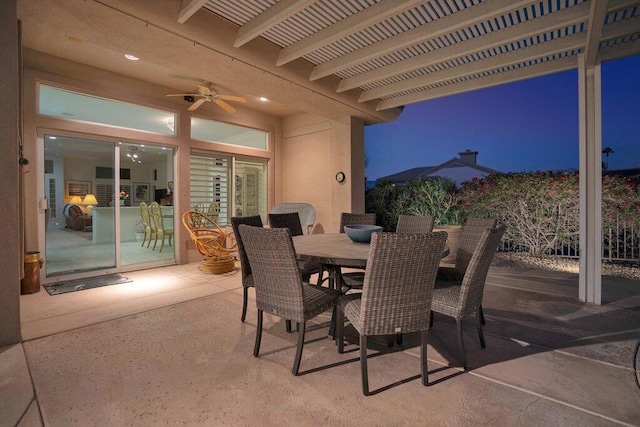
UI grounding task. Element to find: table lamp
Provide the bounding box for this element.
[69,195,83,205]
[82,194,98,214]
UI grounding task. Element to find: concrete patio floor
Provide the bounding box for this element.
[2,262,640,426]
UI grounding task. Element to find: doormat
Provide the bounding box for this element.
[44,274,132,295]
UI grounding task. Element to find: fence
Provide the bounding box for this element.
[500,217,639,263]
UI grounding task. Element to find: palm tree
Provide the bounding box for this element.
[602,146,614,172]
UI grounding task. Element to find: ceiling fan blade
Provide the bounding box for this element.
[214,99,236,114]
[218,95,247,103]
[188,98,208,111]
[166,93,201,97]
[198,85,212,95]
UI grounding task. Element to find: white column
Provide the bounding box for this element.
[578,54,602,304]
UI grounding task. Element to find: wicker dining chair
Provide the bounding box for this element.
[230,215,264,323]
[338,213,377,291]
[238,225,341,376]
[437,217,497,325]
[268,212,323,285]
[430,224,506,371]
[336,231,447,396]
[396,214,435,234]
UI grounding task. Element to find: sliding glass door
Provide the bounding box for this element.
[44,134,175,278]
[44,134,116,276]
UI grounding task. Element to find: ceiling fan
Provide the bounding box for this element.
[166,83,247,113]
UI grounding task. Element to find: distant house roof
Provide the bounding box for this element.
[377,150,500,187]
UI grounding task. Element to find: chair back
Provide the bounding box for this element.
[268,212,304,236]
[359,231,447,336]
[396,215,434,233]
[230,215,264,281]
[455,218,497,273]
[207,202,220,222]
[150,202,166,232]
[139,202,151,229]
[457,225,506,317]
[271,203,316,235]
[339,213,376,233]
[238,225,305,322]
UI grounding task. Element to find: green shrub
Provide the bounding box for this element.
[365,178,461,231]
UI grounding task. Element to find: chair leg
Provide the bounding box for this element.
[336,307,345,354]
[429,310,434,328]
[477,306,486,349]
[286,320,293,333]
[241,287,249,322]
[292,321,306,376]
[420,329,429,386]
[152,234,158,250]
[396,333,403,346]
[360,334,370,396]
[159,233,165,253]
[141,232,147,247]
[479,304,486,325]
[456,319,468,371]
[253,310,263,357]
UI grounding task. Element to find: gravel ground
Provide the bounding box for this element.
[493,252,640,281]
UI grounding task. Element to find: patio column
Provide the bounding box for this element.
[577,54,602,305]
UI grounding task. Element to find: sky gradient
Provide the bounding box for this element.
[365,55,640,181]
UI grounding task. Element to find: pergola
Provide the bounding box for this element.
[17,0,640,304]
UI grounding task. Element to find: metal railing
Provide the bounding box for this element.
[499,217,639,263]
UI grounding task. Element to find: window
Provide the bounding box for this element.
[191,117,267,150]
[38,84,176,136]
[190,153,268,225]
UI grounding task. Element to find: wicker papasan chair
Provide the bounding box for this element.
[182,211,237,274]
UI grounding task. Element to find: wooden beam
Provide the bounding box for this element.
[584,0,609,67]
[337,1,591,92]
[376,56,576,110]
[234,0,316,48]
[276,0,424,66]
[311,0,537,81]
[177,0,208,24]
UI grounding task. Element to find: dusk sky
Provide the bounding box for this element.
[364,55,640,181]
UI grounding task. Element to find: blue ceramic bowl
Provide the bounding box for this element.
[343,224,383,243]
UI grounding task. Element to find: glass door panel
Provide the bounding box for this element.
[44,135,116,276]
[120,142,175,267]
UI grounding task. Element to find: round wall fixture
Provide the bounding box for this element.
[335,171,346,183]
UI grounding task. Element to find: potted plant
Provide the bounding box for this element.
[134,218,145,241]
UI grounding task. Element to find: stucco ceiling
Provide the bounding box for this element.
[17,0,640,124]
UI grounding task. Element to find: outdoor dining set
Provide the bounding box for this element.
[188,203,505,396]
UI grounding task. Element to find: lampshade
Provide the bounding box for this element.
[82,194,98,205]
[69,195,83,204]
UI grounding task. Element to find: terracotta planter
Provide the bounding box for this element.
[433,225,461,265]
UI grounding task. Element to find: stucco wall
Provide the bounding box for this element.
[0,0,22,346]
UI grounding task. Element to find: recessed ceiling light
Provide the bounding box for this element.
[48,136,57,139]
[125,54,139,61]
[259,97,269,102]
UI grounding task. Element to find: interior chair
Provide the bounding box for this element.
[183,211,236,274]
[437,217,497,325]
[430,225,506,371]
[150,201,174,252]
[230,215,264,323]
[336,231,447,396]
[207,202,221,223]
[271,202,316,235]
[139,202,155,247]
[268,212,323,284]
[238,224,341,376]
